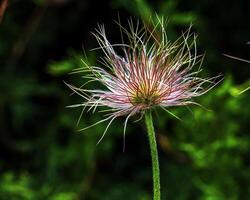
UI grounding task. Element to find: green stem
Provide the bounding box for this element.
[145,110,161,200]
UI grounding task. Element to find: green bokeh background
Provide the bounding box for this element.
[0,0,250,199]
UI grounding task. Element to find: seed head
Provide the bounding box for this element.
[67,18,220,145]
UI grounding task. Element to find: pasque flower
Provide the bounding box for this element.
[67,18,219,200]
[68,19,217,135]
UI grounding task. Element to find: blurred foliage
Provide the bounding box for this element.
[0,0,250,200]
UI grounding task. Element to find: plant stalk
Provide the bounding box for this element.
[145,110,161,200]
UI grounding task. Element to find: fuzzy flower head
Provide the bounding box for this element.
[68,18,219,141]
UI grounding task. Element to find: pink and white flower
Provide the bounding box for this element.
[67,19,220,144]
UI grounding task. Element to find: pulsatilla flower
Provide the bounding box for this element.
[67,19,219,144]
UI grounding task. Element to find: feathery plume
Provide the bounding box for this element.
[67,18,219,143]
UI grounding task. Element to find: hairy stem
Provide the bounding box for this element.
[145,110,161,200]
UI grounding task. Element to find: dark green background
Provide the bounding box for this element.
[0,0,250,199]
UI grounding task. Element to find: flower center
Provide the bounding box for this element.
[132,93,159,107]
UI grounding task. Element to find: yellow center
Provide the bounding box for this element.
[132,92,159,106]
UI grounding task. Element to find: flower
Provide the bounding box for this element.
[67,18,220,144]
